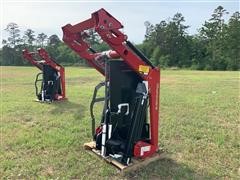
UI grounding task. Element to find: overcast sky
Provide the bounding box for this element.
[1,0,239,45]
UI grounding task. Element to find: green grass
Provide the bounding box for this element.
[0,66,239,179]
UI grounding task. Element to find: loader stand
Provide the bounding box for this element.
[62,8,161,169]
[22,48,66,102]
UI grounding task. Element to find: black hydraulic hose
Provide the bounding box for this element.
[51,73,60,101]
[100,60,111,156]
[126,41,154,68]
[123,95,148,165]
[89,47,97,53]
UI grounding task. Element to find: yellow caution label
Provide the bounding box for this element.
[139,65,150,74]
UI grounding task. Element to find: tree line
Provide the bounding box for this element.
[139,6,239,70]
[0,6,239,70]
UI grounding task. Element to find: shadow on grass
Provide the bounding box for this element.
[124,158,212,179]
[50,100,86,119]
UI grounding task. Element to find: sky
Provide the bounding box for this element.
[1,0,239,45]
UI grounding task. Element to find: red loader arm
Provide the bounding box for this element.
[22,48,66,100]
[62,8,160,154]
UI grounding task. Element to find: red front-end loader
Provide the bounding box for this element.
[23,48,66,103]
[62,8,161,169]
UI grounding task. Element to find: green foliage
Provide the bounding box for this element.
[159,55,170,68]
[142,6,239,70]
[23,29,35,46]
[56,43,82,65]
[36,33,48,47]
[151,46,161,66]
[1,45,26,66]
[143,13,192,68]
[199,6,229,70]
[224,11,240,70]
[4,22,21,47]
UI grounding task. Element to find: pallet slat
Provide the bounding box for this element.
[83,141,167,172]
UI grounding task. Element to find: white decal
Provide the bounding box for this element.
[141,146,151,156]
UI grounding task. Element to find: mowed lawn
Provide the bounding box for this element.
[0,66,239,179]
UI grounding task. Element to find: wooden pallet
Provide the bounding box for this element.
[83,141,168,172]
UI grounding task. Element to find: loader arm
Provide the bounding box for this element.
[22,49,43,70]
[62,8,160,157]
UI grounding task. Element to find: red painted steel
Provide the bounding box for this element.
[22,49,43,70]
[22,48,66,100]
[62,8,160,157]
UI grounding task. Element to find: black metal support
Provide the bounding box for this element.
[122,83,148,165]
[126,41,154,68]
[35,72,43,99]
[91,60,149,164]
[90,81,105,138]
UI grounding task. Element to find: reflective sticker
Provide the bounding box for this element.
[139,65,150,74]
[141,146,151,156]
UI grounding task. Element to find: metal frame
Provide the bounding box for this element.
[22,48,66,101]
[62,8,160,158]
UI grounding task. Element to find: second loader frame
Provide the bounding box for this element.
[23,48,66,102]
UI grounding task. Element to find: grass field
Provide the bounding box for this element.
[0,66,239,179]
